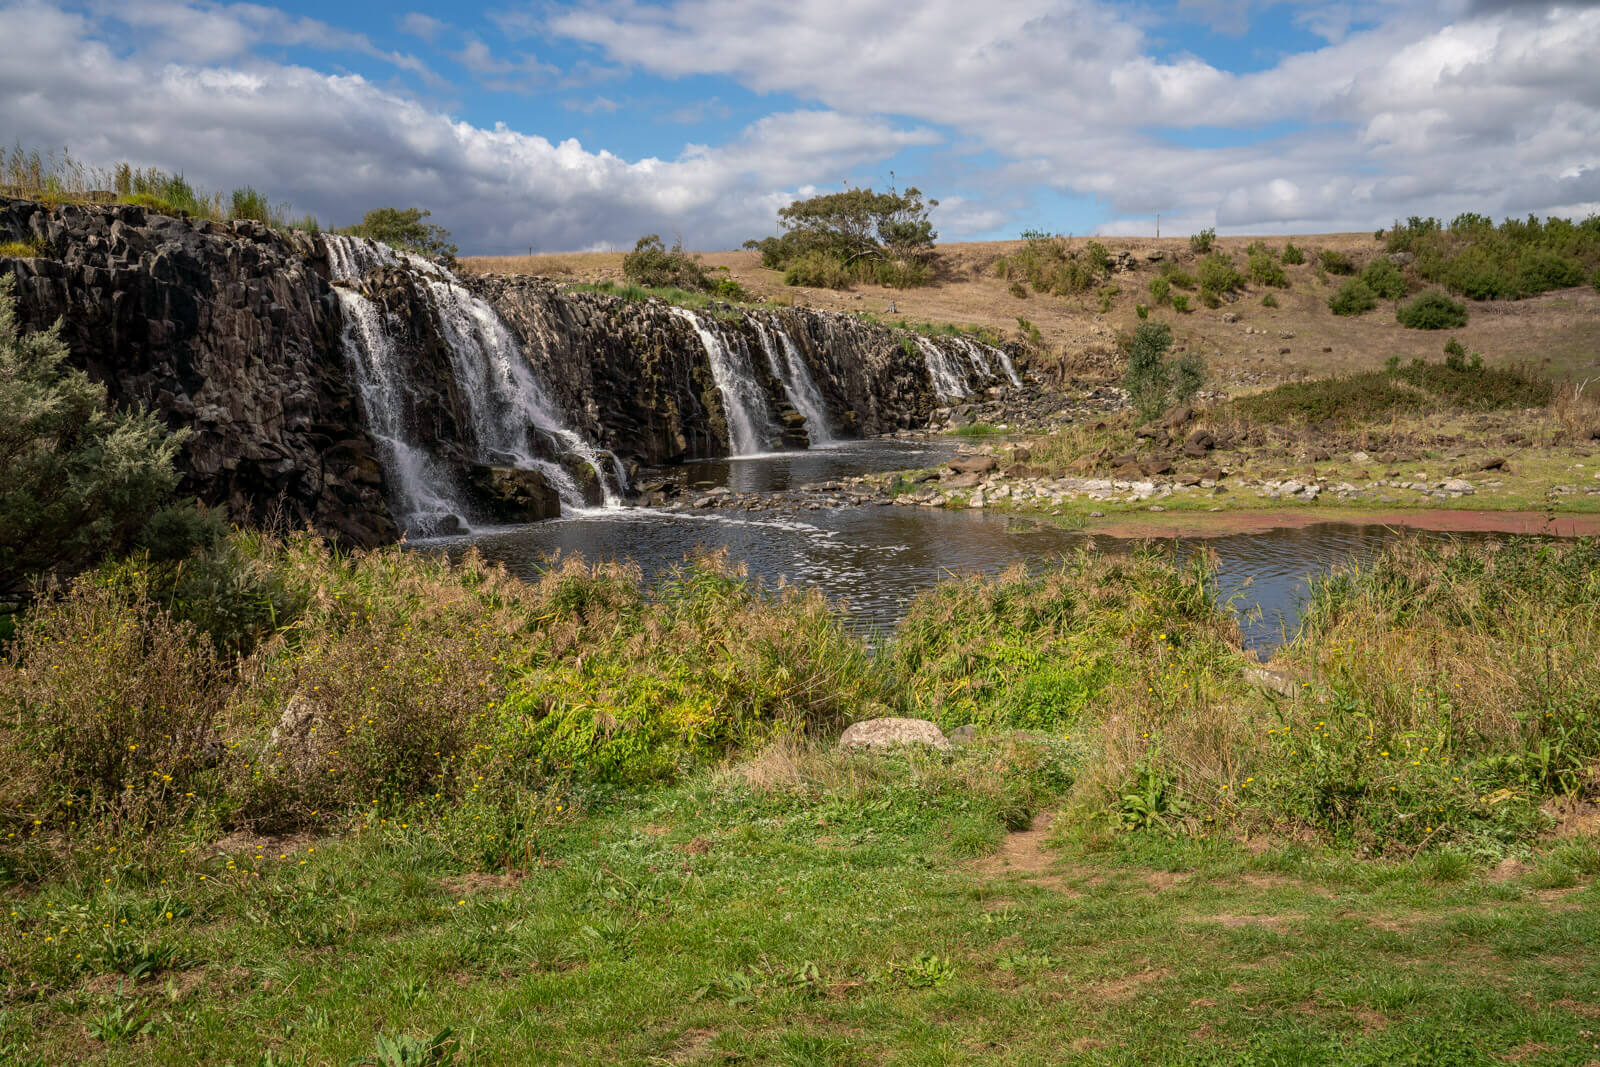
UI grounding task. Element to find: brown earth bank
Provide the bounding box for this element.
[462,234,1600,388]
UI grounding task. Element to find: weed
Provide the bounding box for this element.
[361,1028,460,1067]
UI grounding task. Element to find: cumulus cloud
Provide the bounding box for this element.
[546,0,1600,232]
[0,1,942,251]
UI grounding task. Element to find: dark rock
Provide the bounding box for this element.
[1478,456,1508,471]
[467,464,561,522]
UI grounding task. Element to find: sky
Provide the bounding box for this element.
[2,0,1597,254]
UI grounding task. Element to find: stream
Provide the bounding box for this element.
[421,439,1533,653]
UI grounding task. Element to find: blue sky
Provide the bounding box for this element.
[2,0,1597,253]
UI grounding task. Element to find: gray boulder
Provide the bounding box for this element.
[839,717,952,752]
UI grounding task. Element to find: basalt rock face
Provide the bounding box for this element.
[466,276,955,464]
[0,196,397,546]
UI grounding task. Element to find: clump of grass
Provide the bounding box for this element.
[0,236,48,258]
[950,422,1003,436]
[1233,371,1424,424]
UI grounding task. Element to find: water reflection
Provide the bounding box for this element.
[420,441,1535,653]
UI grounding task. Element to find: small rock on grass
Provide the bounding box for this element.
[839,717,952,752]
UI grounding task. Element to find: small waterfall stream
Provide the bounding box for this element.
[327,234,625,529]
[915,336,971,402]
[671,306,779,455]
[755,315,835,446]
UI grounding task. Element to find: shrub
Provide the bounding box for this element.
[1592,266,1600,291]
[1318,249,1356,275]
[340,207,457,267]
[1281,242,1305,265]
[1248,250,1288,288]
[0,276,202,596]
[1148,276,1171,306]
[1234,373,1426,424]
[1328,278,1377,316]
[0,575,231,834]
[1394,359,1550,409]
[1009,280,1028,299]
[1360,257,1408,300]
[1260,293,1279,308]
[1171,293,1190,313]
[1396,289,1468,329]
[783,250,853,289]
[1159,263,1197,289]
[623,234,713,291]
[1189,228,1216,254]
[1443,337,1467,360]
[1122,321,1206,422]
[1197,253,1246,308]
[1135,303,1149,320]
[1097,284,1118,314]
[747,184,939,288]
[874,257,933,289]
[1515,249,1584,294]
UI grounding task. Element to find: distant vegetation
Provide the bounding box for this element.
[338,207,457,267]
[745,184,938,290]
[1233,355,1552,424]
[992,232,1111,297]
[2,142,321,231]
[1396,289,1469,330]
[620,235,750,301]
[1383,213,1600,300]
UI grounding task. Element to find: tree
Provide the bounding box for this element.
[745,183,939,287]
[341,207,458,266]
[0,276,199,594]
[1122,322,1206,422]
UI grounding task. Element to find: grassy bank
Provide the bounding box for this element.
[1,534,1597,1062]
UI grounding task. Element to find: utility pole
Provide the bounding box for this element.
[1156,214,1160,239]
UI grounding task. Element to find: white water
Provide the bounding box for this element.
[326,234,624,522]
[915,336,971,401]
[671,307,779,455]
[755,315,836,446]
[326,238,470,536]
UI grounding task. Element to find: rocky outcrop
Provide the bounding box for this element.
[0,196,397,546]
[839,717,953,752]
[1,196,1024,543]
[466,275,974,465]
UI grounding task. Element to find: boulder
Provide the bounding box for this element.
[839,717,953,752]
[467,464,562,522]
[942,472,983,489]
[948,455,999,474]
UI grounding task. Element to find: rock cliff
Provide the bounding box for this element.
[1,196,1022,541]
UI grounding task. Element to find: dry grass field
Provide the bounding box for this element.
[462,235,1600,389]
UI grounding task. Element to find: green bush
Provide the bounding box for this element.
[1189,228,1215,254]
[1396,289,1468,329]
[1281,242,1305,265]
[1260,293,1279,308]
[1318,249,1356,275]
[1148,276,1171,306]
[1328,278,1377,316]
[746,185,938,288]
[1122,321,1206,422]
[339,207,457,266]
[783,250,853,289]
[1248,250,1288,288]
[1159,263,1196,289]
[1171,293,1190,313]
[0,276,203,596]
[1197,253,1246,307]
[1394,359,1550,409]
[622,234,713,291]
[1234,373,1425,424]
[1360,257,1408,300]
[1592,266,1600,290]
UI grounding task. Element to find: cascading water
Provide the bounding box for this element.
[915,336,971,402]
[325,236,469,536]
[327,233,625,521]
[671,306,779,455]
[755,315,835,446]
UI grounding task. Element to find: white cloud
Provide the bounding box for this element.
[0,1,938,251]
[399,12,447,44]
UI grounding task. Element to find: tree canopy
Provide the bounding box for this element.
[340,207,458,266]
[744,185,939,288]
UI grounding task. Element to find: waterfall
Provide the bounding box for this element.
[670,307,779,455]
[755,315,835,446]
[967,338,1023,388]
[915,336,971,402]
[326,234,624,523]
[326,238,469,537]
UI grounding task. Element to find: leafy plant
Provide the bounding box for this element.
[622,234,712,291]
[1282,242,1305,265]
[1261,293,1279,308]
[1328,278,1377,316]
[362,1028,460,1067]
[1360,257,1408,300]
[1189,228,1216,254]
[1319,249,1356,275]
[1118,762,1186,831]
[339,208,456,267]
[1123,322,1205,422]
[85,998,157,1044]
[1396,289,1468,329]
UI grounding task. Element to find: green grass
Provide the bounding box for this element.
[0,743,1595,1063]
[0,237,48,258]
[949,422,1004,437]
[1233,359,1553,424]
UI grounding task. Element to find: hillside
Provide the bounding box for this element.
[463,234,1600,388]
